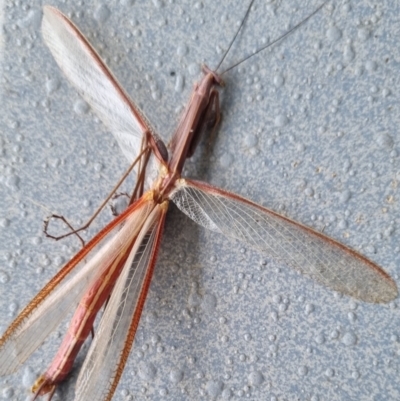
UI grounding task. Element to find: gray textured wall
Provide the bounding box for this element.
[1,1,399,400]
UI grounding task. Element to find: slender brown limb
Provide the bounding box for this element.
[43,214,86,246]
[130,138,152,204]
[46,386,56,401]
[103,294,112,311]
[89,293,112,341]
[31,379,56,401]
[43,146,150,244]
[185,89,221,159]
[32,387,41,401]
[110,192,130,216]
[206,89,221,149]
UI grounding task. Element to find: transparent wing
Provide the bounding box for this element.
[75,202,167,401]
[171,179,397,303]
[0,196,154,375]
[41,6,160,182]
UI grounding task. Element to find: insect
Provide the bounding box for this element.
[0,1,397,400]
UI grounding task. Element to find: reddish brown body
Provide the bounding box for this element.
[33,237,136,394]
[32,66,223,395]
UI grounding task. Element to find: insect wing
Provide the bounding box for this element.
[41,6,161,183]
[75,202,167,401]
[0,195,154,375]
[170,179,398,303]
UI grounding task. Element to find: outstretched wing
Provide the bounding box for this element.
[74,202,167,401]
[41,6,161,182]
[170,179,397,303]
[0,195,154,375]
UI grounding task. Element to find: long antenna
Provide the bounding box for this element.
[215,0,257,72]
[219,0,330,75]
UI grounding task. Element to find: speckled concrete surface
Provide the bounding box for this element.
[1,1,400,400]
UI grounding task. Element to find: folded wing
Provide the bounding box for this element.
[75,202,167,401]
[0,196,154,375]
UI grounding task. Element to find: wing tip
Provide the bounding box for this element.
[42,5,57,22]
[42,5,68,34]
[378,280,398,304]
[361,277,398,304]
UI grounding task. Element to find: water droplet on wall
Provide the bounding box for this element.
[94,5,111,23]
